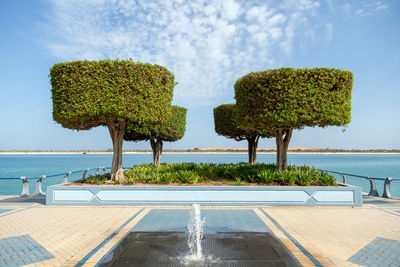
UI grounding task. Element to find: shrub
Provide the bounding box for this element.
[175,170,200,184]
[235,68,353,171]
[83,163,337,186]
[50,59,175,180]
[257,169,275,184]
[276,171,296,185]
[86,173,110,184]
[161,172,175,184]
[213,104,273,164]
[316,170,338,186]
[124,106,187,167]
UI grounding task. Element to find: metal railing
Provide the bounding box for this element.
[320,169,399,199]
[1,166,398,199]
[0,167,110,197]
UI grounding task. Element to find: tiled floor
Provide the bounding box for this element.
[0,196,398,266]
[0,234,54,266]
[348,237,400,267]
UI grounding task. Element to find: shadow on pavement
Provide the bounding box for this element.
[0,195,46,204]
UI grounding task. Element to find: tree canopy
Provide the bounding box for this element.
[124,105,187,166]
[50,59,175,130]
[50,59,175,179]
[234,67,353,170]
[213,103,273,164]
[235,68,353,131]
[124,105,187,142]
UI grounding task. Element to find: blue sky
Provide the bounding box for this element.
[0,0,399,150]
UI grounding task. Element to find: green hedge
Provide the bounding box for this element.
[86,163,338,186]
[124,105,187,142]
[213,104,249,141]
[50,59,175,130]
[234,68,353,132]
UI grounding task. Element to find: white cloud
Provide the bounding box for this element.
[342,1,389,18]
[222,0,241,20]
[367,1,389,11]
[44,0,322,106]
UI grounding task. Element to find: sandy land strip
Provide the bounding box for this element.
[0,151,399,155]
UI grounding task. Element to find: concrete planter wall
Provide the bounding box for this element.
[46,184,362,206]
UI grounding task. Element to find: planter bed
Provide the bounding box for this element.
[46,183,362,206]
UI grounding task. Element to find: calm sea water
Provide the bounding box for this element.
[0,153,399,197]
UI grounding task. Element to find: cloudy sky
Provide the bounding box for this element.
[0,0,399,150]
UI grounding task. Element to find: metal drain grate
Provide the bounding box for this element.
[99,232,299,267]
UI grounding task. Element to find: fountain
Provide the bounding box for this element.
[183,204,207,263]
[98,204,299,266]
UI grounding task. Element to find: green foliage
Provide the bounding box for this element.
[315,170,338,186]
[213,104,273,141]
[257,169,275,184]
[87,163,338,186]
[86,173,111,184]
[124,105,187,142]
[50,59,175,130]
[213,104,249,141]
[234,68,353,133]
[276,171,297,185]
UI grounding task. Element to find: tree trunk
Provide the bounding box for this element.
[275,128,293,171]
[150,139,163,167]
[106,120,126,181]
[247,136,260,165]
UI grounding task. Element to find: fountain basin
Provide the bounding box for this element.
[98,232,299,266]
[46,185,362,206]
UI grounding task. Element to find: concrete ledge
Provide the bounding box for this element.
[46,184,362,206]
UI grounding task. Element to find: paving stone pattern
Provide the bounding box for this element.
[0,195,399,266]
[348,237,400,267]
[0,234,54,266]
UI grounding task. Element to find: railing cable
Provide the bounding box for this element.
[320,169,399,199]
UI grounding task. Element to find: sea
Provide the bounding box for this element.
[0,153,399,197]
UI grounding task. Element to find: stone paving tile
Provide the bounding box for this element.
[348,237,400,266]
[0,234,54,266]
[0,197,398,266]
[0,206,142,267]
[261,205,400,266]
[80,208,151,267]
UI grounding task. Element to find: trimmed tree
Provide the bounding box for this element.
[50,59,175,181]
[213,104,273,164]
[235,68,353,171]
[124,106,187,167]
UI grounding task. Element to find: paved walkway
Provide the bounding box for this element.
[0,195,399,266]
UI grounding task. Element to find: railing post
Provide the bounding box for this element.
[82,169,89,180]
[63,171,72,184]
[95,167,100,176]
[367,177,379,197]
[20,176,29,197]
[340,172,348,184]
[102,166,106,174]
[33,175,46,196]
[382,177,392,198]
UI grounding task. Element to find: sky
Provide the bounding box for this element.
[0,0,399,150]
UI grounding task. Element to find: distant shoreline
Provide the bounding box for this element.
[1,151,399,155]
